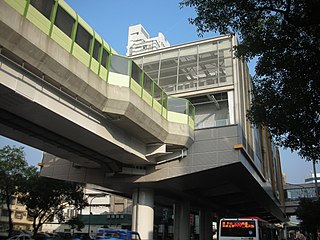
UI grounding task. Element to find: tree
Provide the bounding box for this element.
[19,174,88,237]
[0,145,37,237]
[296,198,320,239]
[66,216,85,235]
[180,0,320,161]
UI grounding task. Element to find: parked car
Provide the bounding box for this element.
[96,229,141,240]
[7,234,33,240]
[52,232,71,240]
[33,233,53,240]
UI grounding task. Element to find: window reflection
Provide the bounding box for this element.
[55,6,75,38]
[109,55,129,75]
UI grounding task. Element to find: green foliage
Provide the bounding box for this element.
[180,0,320,161]
[296,198,320,238]
[0,145,36,237]
[19,175,88,236]
[66,216,85,232]
[0,145,88,237]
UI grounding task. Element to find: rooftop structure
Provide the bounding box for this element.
[126,24,170,56]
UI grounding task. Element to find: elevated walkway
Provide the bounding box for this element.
[0,0,194,170]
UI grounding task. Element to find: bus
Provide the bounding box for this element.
[218,217,277,240]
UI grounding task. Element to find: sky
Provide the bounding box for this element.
[1,0,319,184]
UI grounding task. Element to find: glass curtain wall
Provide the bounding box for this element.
[134,37,234,95]
[131,37,235,129]
[218,39,233,84]
[138,54,160,83]
[177,46,198,91]
[198,41,218,87]
[159,51,179,92]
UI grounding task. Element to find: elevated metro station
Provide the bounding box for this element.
[0,1,286,239]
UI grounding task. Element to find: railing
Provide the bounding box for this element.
[2,0,195,129]
[108,55,195,128]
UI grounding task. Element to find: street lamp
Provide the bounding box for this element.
[87,194,106,236]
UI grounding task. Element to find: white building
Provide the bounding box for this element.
[41,185,132,234]
[126,24,170,56]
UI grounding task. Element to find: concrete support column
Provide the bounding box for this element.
[132,188,154,240]
[199,209,213,240]
[173,201,190,240]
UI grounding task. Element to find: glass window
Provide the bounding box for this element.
[178,46,198,92]
[134,58,143,68]
[168,98,187,114]
[143,73,153,96]
[92,40,100,61]
[162,92,168,109]
[55,6,75,38]
[159,51,178,93]
[219,49,232,58]
[15,212,23,220]
[198,44,219,87]
[75,24,92,52]
[131,62,142,84]
[101,49,109,68]
[109,55,129,75]
[198,42,217,54]
[218,49,233,84]
[30,0,55,19]
[154,84,162,104]
[188,101,195,119]
[218,39,232,49]
[141,54,160,83]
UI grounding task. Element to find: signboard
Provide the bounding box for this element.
[220,220,256,237]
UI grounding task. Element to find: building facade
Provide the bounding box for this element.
[126,24,170,56]
[0,196,33,235]
[131,35,284,201]
[41,186,133,234]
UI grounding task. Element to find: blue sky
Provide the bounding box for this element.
[1,0,319,183]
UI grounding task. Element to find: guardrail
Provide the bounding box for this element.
[108,55,195,129]
[3,0,195,129]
